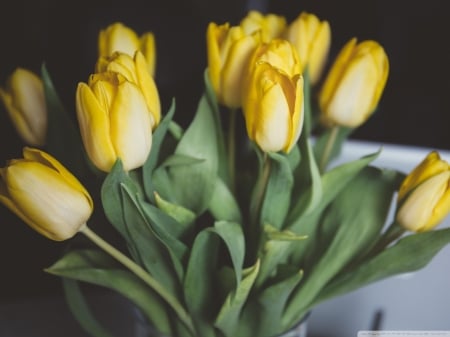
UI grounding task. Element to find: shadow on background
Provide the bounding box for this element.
[0,0,449,301]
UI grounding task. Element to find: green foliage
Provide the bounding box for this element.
[44,70,450,337]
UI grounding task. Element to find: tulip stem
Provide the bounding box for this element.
[249,153,271,260]
[79,225,194,334]
[228,108,237,193]
[319,125,339,173]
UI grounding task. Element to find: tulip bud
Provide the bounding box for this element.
[240,10,286,42]
[0,68,47,146]
[98,22,156,77]
[396,151,450,232]
[76,69,154,173]
[284,11,331,85]
[242,61,304,153]
[96,51,161,128]
[206,22,261,108]
[247,39,303,79]
[0,147,93,241]
[318,38,389,128]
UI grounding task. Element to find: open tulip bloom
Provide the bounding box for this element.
[1,8,450,337]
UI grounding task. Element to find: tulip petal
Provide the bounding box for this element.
[22,147,93,208]
[76,82,117,172]
[326,56,379,127]
[254,73,291,153]
[135,51,161,127]
[110,81,152,171]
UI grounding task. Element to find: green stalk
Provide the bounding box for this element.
[248,153,272,261]
[319,125,339,173]
[228,108,237,194]
[79,225,195,334]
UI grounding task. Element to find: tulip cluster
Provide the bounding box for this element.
[0,9,450,337]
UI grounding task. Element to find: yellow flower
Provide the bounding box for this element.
[284,11,331,85]
[98,22,156,77]
[96,51,161,128]
[247,39,303,78]
[76,70,153,173]
[0,68,47,146]
[396,151,450,232]
[0,147,93,241]
[240,10,286,42]
[318,38,389,128]
[206,22,261,108]
[242,61,304,153]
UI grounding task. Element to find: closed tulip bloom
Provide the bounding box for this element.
[206,22,261,108]
[318,38,389,128]
[240,10,286,42]
[96,51,160,128]
[0,147,93,241]
[98,22,156,77]
[0,68,47,146]
[76,71,153,172]
[396,151,450,232]
[247,39,303,79]
[242,62,304,153]
[284,12,331,85]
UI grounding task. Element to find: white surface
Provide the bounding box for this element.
[309,140,450,337]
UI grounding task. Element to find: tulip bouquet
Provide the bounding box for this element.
[1,9,450,337]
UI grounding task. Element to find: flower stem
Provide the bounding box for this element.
[228,108,237,193]
[319,125,339,173]
[248,153,271,260]
[79,224,194,334]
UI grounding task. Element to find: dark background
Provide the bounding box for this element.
[0,0,449,301]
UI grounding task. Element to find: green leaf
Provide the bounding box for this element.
[290,136,322,222]
[183,229,221,337]
[212,221,245,286]
[154,192,197,229]
[254,270,303,337]
[260,152,294,229]
[208,177,243,223]
[120,184,181,292]
[282,166,401,328]
[256,225,306,288]
[138,197,191,261]
[159,88,221,214]
[41,63,87,178]
[101,159,139,240]
[46,249,172,335]
[215,260,260,337]
[143,99,176,202]
[315,227,450,306]
[287,151,380,265]
[62,278,116,337]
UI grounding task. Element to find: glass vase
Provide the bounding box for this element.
[133,307,309,337]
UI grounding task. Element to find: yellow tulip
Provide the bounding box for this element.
[98,22,156,77]
[76,70,153,173]
[247,39,303,79]
[318,38,389,128]
[96,51,161,128]
[242,61,304,153]
[206,22,261,108]
[240,10,286,42]
[0,147,93,241]
[284,11,331,85]
[396,151,450,232]
[0,68,47,146]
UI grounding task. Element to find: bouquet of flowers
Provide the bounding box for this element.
[1,8,450,337]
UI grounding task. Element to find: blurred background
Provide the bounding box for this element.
[0,0,449,302]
